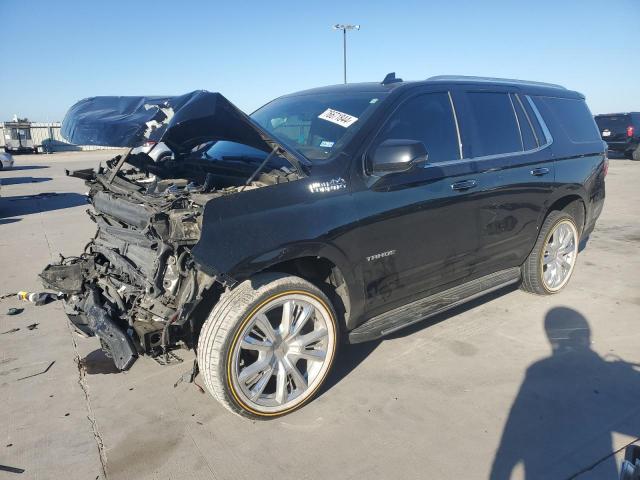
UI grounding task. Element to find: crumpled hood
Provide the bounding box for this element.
[61,90,309,168]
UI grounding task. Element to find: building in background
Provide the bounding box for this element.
[0,121,118,153]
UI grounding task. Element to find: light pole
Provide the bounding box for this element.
[333,24,360,84]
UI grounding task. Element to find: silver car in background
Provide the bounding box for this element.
[131,141,173,161]
[0,152,15,169]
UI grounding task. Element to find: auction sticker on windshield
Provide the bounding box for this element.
[318,108,358,128]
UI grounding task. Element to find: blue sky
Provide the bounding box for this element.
[1,0,638,121]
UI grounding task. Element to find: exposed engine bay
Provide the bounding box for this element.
[41,151,299,370]
[40,90,309,370]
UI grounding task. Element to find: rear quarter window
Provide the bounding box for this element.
[535,97,600,143]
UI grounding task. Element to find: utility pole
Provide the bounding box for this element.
[333,24,360,84]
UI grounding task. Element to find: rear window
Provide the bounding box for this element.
[535,97,600,143]
[465,92,522,157]
[594,115,631,133]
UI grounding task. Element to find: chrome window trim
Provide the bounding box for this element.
[525,95,553,145]
[447,91,553,165]
[420,138,553,169]
[447,91,463,160]
[508,94,524,151]
[421,138,552,168]
[514,94,541,147]
[365,90,555,173]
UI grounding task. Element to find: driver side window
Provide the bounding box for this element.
[376,92,461,163]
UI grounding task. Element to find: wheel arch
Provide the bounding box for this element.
[523,194,587,264]
[222,242,358,334]
[543,195,586,235]
[258,254,353,334]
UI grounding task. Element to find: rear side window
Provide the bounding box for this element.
[521,96,548,145]
[374,92,460,163]
[535,97,600,143]
[465,92,522,157]
[511,94,537,150]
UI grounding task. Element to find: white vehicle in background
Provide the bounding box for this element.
[3,122,38,154]
[131,141,173,161]
[0,151,15,169]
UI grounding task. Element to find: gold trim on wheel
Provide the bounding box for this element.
[226,290,337,417]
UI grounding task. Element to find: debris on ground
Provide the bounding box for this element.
[26,323,38,330]
[16,360,55,381]
[173,360,199,388]
[174,360,204,393]
[16,291,62,306]
[7,308,23,316]
[0,464,25,474]
[1,328,20,335]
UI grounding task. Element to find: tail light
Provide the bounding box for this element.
[142,141,157,148]
[627,126,634,138]
[603,154,609,177]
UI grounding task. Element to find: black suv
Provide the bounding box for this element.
[594,112,640,160]
[41,75,606,418]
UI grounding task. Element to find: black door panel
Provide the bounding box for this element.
[353,90,482,315]
[356,160,482,315]
[474,155,555,273]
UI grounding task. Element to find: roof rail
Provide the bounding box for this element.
[427,75,566,90]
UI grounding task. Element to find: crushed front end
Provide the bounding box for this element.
[41,91,304,370]
[41,158,224,369]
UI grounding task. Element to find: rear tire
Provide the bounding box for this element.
[197,273,339,419]
[632,145,640,161]
[521,210,579,295]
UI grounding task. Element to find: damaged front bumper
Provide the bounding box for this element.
[42,90,305,371]
[41,261,139,370]
[83,289,138,370]
[40,162,220,370]
[41,244,216,370]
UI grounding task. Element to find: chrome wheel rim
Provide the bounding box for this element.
[230,293,336,414]
[542,220,578,291]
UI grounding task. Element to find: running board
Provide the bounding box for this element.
[348,267,521,343]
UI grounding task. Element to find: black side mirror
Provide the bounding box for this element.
[371,139,428,174]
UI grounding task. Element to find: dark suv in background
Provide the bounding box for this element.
[42,75,606,418]
[595,112,640,160]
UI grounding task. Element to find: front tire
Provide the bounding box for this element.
[197,273,339,419]
[521,210,579,295]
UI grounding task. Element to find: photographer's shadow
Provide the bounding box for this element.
[491,307,640,479]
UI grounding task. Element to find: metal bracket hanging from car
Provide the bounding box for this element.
[108,148,133,184]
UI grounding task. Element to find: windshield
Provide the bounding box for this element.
[251,92,387,161]
[202,140,290,169]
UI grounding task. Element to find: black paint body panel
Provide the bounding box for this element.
[191,79,606,334]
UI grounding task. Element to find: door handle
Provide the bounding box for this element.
[450,179,478,191]
[530,167,550,176]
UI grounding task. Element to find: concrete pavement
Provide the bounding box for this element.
[1,151,639,479]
